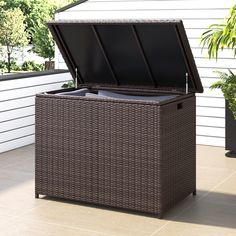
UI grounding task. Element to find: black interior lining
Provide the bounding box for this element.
[91,25,120,85]
[131,25,157,87]
[95,24,152,86]
[52,25,83,83]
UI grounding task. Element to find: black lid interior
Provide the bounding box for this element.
[48,20,203,93]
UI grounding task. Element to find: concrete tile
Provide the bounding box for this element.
[0,214,14,227]
[22,200,164,236]
[172,199,236,230]
[0,218,110,236]
[196,166,235,192]
[197,145,236,171]
[204,173,236,206]
[0,144,236,236]
[1,157,35,174]
[152,221,236,236]
[0,179,48,216]
[0,145,34,168]
[152,191,236,235]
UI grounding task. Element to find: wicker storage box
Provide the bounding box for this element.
[35,19,203,218]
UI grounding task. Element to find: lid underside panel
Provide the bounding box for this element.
[135,24,193,89]
[49,20,202,92]
[95,25,154,87]
[58,24,115,84]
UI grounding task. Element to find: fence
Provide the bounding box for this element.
[0,70,71,153]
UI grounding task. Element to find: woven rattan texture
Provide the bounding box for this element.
[35,95,196,217]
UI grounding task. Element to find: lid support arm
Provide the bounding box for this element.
[174,25,194,92]
[186,73,188,94]
[52,25,84,85]
[131,25,157,87]
[91,25,119,85]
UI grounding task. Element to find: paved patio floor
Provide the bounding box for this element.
[0,144,236,235]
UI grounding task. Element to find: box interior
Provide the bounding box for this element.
[52,88,179,102]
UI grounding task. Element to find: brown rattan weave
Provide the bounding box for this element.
[35,93,196,218]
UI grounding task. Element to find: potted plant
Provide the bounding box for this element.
[201,4,236,157]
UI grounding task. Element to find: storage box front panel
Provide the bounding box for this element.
[35,96,162,214]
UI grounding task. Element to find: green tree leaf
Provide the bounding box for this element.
[0,8,29,73]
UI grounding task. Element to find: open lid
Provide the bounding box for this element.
[48,19,203,93]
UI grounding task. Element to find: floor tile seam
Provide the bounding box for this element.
[149,170,236,236]
[196,165,236,172]
[23,209,151,236]
[20,218,118,236]
[198,170,236,199]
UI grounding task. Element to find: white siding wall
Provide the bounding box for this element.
[55,0,236,147]
[0,72,72,153]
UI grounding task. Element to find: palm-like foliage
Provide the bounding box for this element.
[210,70,236,119]
[201,5,236,120]
[201,5,236,59]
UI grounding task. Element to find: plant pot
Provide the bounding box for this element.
[44,61,55,70]
[225,101,236,157]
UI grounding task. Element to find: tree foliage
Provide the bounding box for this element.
[29,0,77,60]
[201,5,236,59]
[31,19,55,61]
[0,8,29,72]
[1,0,77,60]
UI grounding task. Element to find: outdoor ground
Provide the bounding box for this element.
[0,145,236,236]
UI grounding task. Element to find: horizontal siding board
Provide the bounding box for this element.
[66,0,235,11]
[197,88,223,98]
[198,68,236,78]
[197,107,225,118]
[196,136,225,147]
[0,73,72,91]
[0,72,71,153]
[0,115,35,133]
[0,135,35,153]
[200,78,224,88]
[196,97,225,108]
[62,9,228,18]
[192,48,235,59]
[0,125,35,143]
[57,12,224,25]
[195,58,236,69]
[0,96,35,112]
[0,82,66,101]
[196,116,225,128]
[0,106,35,123]
[196,126,225,138]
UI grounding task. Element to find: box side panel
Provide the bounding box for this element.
[159,95,196,213]
[35,95,162,214]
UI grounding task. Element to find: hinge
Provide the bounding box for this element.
[185,73,188,94]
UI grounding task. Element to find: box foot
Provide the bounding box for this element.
[35,193,39,199]
[225,151,236,158]
[192,190,196,196]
